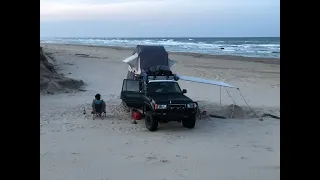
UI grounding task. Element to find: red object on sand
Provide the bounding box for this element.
[132,111,142,120]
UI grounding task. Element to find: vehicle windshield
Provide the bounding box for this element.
[147,81,182,94]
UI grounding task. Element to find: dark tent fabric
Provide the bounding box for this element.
[134,45,169,71]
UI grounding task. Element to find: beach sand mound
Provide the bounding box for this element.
[40,46,84,94]
[197,101,277,119]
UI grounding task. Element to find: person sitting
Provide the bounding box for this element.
[91,93,106,114]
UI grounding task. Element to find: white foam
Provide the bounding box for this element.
[41,38,280,58]
[222,49,235,52]
[259,44,280,47]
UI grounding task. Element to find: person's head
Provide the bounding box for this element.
[95,93,101,100]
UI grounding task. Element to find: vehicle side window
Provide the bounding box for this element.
[123,80,140,92]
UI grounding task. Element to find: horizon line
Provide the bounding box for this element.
[41,36,280,39]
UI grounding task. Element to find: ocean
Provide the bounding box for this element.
[40,37,280,59]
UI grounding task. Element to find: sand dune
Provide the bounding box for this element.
[40,43,280,180]
[40,46,84,94]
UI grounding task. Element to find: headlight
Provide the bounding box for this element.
[187,103,197,108]
[154,104,167,109]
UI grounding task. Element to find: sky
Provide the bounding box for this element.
[40,0,280,37]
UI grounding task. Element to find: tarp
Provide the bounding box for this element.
[178,75,236,88]
[123,53,138,68]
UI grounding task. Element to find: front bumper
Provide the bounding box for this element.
[152,108,197,120]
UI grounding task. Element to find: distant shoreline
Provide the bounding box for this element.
[40,36,280,39]
[41,43,280,65]
[40,37,280,59]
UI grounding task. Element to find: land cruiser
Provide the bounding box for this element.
[121,68,198,131]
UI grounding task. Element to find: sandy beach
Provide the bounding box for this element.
[40,43,280,180]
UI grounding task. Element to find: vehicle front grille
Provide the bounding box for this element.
[169,104,186,112]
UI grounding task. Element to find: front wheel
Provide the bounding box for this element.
[182,115,196,129]
[145,113,158,131]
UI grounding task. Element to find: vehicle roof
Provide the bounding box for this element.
[148,80,177,83]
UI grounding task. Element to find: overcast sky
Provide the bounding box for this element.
[40,0,280,37]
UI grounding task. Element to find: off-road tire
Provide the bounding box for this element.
[121,100,130,113]
[182,115,196,129]
[145,113,158,131]
[143,105,151,116]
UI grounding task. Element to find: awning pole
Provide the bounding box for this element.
[220,86,222,106]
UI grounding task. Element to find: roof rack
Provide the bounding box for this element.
[145,74,180,83]
[147,75,175,80]
[145,65,173,76]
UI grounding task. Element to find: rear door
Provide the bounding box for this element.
[120,79,144,108]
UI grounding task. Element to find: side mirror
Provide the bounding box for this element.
[182,89,187,94]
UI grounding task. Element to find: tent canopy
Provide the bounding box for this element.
[135,45,169,70]
[122,45,175,74]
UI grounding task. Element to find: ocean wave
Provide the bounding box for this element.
[40,37,280,58]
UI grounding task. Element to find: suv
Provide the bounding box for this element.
[121,75,198,131]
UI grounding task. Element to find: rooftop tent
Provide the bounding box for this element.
[134,45,169,71]
[123,45,176,76]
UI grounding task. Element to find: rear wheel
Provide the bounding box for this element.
[145,113,158,131]
[182,115,196,129]
[121,100,130,113]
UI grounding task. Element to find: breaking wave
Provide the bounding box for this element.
[41,37,280,58]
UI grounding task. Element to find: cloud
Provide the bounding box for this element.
[40,0,169,21]
[40,0,279,37]
[40,0,279,21]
